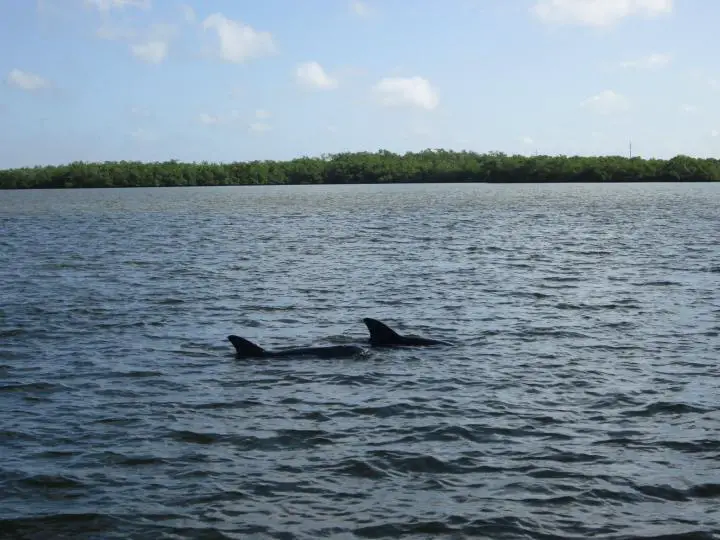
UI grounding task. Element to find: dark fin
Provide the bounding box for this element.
[362,318,404,345]
[227,335,266,358]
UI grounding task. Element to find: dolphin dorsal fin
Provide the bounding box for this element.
[363,318,404,345]
[227,335,266,358]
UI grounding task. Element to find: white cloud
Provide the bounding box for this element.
[95,25,136,40]
[85,0,150,11]
[581,89,630,114]
[710,79,720,91]
[711,129,719,138]
[131,40,168,63]
[130,106,151,117]
[202,13,276,63]
[522,136,535,145]
[95,22,175,65]
[250,122,271,133]
[295,61,338,90]
[199,113,222,125]
[680,104,698,114]
[350,0,372,17]
[372,76,439,110]
[7,69,51,91]
[198,110,242,126]
[255,109,271,119]
[181,4,196,23]
[532,0,672,27]
[620,52,671,69]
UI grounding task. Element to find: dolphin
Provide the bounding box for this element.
[362,318,452,348]
[227,335,366,359]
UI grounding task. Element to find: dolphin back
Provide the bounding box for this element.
[363,318,406,345]
[362,317,452,347]
[227,335,266,358]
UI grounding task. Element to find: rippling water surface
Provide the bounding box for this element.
[1,183,719,539]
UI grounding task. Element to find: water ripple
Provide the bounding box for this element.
[0,183,719,539]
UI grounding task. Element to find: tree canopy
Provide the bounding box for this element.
[1,150,718,189]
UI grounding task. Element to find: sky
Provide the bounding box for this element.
[1,0,719,168]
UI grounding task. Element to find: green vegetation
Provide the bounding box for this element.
[1,150,718,189]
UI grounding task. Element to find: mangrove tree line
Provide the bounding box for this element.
[1,150,718,189]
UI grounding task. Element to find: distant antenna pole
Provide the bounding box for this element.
[629,139,632,158]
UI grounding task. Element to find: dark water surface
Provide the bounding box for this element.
[1,183,719,539]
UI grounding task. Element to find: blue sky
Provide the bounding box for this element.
[1,0,718,168]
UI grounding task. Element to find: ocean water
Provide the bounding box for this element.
[1,182,719,539]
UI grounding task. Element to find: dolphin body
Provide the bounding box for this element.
[362,318,452,348]
[227,335,366,359]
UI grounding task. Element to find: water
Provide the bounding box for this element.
[1,183,719,539]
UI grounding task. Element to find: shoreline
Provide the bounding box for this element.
[1,150,718,189]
